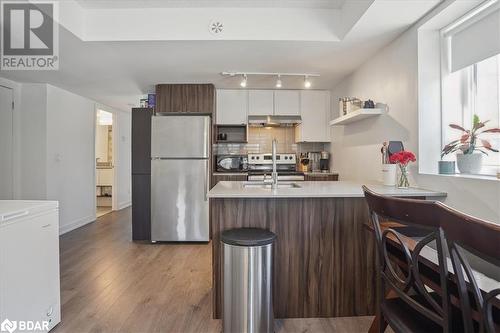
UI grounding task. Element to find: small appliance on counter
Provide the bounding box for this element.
[216,155,248,173]
[320,151,330,173]
[307,152,321,172]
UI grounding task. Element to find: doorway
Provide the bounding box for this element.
[0,85,13,199]
[95,109,114,217]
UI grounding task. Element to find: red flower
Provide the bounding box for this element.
[389,151,416,166]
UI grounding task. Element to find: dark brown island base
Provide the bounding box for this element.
[208,181,446,319]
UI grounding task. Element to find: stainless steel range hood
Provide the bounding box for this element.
[247,115,302,127]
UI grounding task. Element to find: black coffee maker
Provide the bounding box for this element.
[320,151,330,173]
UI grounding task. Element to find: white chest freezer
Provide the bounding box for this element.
[0,201,61,332]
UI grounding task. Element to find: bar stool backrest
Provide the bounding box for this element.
[363,186,452,332]
[437,203,500,333]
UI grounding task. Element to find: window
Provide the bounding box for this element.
[441,3,500,176]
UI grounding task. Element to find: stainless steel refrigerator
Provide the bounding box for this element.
[150,114,210,242]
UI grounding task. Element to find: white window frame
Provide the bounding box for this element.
[439,2,500,177]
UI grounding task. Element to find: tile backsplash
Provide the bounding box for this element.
[213,127,329,155]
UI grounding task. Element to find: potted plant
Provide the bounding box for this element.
[390,150,416,188]
[442,115,500,174]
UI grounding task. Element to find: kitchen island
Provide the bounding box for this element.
[208,181,446,319]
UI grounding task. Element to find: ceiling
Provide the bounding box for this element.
[0,0,441,111]
[75,0,347,9]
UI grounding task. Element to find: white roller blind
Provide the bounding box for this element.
[450,7,500,72]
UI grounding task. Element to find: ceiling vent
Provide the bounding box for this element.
[209,20,224,35]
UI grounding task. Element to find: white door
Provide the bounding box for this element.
[0,86,13,199]
[274,90,300,116]
[216,90,248,125]
[248,90,274,116]
[296,90,330,142]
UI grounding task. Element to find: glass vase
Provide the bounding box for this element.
[397,164,410,189]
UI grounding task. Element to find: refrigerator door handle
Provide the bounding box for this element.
[205,159,210,201]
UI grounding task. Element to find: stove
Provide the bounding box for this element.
[247,153,304,181]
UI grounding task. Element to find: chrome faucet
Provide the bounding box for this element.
[271,139,278,189]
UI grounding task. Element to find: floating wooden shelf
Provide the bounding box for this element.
[329,108,384,126]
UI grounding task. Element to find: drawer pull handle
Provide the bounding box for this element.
[1,210,29,222]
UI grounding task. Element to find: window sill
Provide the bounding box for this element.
[419,172,500,182]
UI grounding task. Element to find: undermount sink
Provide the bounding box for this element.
[243,182,302,189]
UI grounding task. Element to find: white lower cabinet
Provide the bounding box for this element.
[97,168,113,186]
[295,90,331,142]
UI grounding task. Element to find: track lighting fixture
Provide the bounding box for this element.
[304,75,311,88]
[221,72,319,89]
[275,75,282,88]
[240,74,247,88]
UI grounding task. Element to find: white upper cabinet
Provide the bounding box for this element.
[295,90,331,142]
[248,90,274,116]
[274,90,300,116]
[216,90,248,125]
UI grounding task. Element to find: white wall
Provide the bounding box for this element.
[114,111,132,209]
[1,78,132,234]
[19,84,48,200]
[330,3,500,223]
[46,85,97,234]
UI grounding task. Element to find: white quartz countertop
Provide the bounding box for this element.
[208,181,447,199]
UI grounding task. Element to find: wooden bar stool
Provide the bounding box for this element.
[363,186,453,333]
[437,203,500,333]
[364,186,500,333]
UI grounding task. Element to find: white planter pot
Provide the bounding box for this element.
[456,153,483,174]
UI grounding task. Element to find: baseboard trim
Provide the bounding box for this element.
[59,215,95,235]
[117,200,131,210]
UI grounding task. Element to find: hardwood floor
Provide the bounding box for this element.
[54,207,374,333]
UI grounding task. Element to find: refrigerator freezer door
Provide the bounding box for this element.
[151,115,210,159]
[151,159,209,241]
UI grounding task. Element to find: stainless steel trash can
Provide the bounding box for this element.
[221,228,276,333]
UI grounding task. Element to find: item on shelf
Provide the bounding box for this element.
[363,99,375,108]
[390,150,416,189]
[338,97,362,115]
[140,98,148,108]
[147,94,156,108]
[441,114,499,174]
[217,133,228,141]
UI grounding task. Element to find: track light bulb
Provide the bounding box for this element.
[276,75,282,88]
[304,76,311,88]
[240,74,247,88]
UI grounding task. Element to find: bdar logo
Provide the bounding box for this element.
[0,319,17,333]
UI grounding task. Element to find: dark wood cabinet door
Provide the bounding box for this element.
[132,174,151,241]
[131,108,152,175]
[304,174,339,181]
[155,84,215,114]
